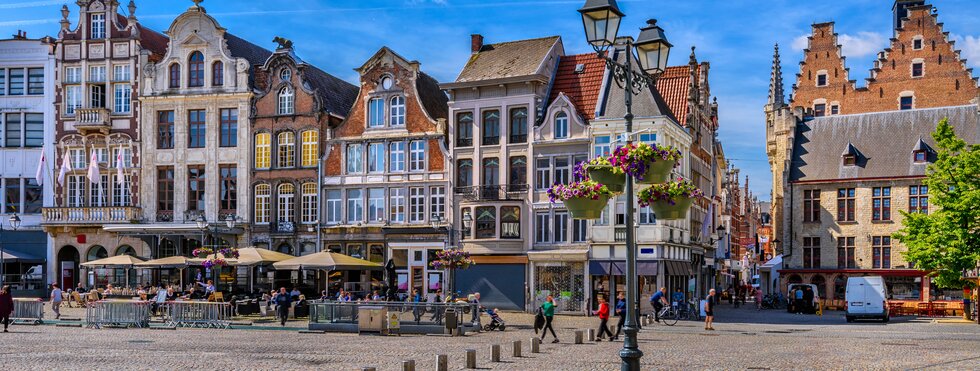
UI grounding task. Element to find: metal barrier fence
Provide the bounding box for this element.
[12,298,44,324]
[85,300,152,329]
[309,301,481,327]
[164,301,232,328]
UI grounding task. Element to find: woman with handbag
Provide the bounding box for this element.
[540,295,558,343]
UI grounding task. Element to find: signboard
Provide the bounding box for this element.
[387,312,400,331]
[760,236,770,243]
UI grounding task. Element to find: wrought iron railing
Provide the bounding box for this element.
[509,134,527,144]
[453,186,526,201]
[456,138,473,147]
[482,136,499,145]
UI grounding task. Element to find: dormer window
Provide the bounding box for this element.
[278,86,294,115]
[843,155,856,166]
[280,69,291,82]
[913,150,926,163]
[188,51,204,87]
[842,142,859,166]
[380,76,393,90]
[90,13,105,39]
[554,112,569,139]
[168,63,180,88]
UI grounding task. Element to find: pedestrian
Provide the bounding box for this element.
[411,289,424,323]
[274,287,292,326]
[650,287,667,322]
[0,285,12,332]
[794,287,805,314]
[755,288,763,310]
[704,289,716,330]
[593,294,614,341]
[540,295,558,343]
[612,292,626,340]
[430,289,444,323]
[50,283,63,319]
[672,288,684,311]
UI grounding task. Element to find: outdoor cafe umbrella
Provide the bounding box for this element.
[81,255,146,288]
[273,252,382,294]
[233,247,295,292]
[135,256,198,289]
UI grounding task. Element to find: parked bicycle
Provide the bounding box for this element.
[761,293,783,309]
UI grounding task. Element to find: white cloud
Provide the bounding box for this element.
[950,34,980,68]
[791,35,808,51]
[837,32,887,58]
[407,0,448,5]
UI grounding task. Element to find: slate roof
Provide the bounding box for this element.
[225,33,274,67]
[547,53,606,121]
[415,72,449,121]
[115,14,168,62]
[655,65,697,126]
[303,64,359,117]
[596,47,676,122]
[788,105,980,182]
[453,36,560,83]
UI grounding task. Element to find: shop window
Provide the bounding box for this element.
[475,206,496,239]
[500,206,520,239]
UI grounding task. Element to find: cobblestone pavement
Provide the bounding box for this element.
[1,303,978,370]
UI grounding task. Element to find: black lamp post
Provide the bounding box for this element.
[195,215,215,294]
[579,1,672,369]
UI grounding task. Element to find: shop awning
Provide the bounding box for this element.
[0,250,44,262]
[527,249,588,262]
[589,261,658,276]
[665,260,693,276]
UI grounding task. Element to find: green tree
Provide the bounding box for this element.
[894,118,980,288]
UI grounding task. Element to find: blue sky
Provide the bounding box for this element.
[2,0,979,200]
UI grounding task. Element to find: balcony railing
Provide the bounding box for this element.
[509,134,527,144]
[454,186,525,201]
[42,206,141,225]
[614,227,627,242]
[73,108,111,134]
[506,183,529,193]
[483,136,500,145]
[456,138,473,147]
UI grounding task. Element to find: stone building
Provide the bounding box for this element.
[125,2,272,285]
[44,0,168,289]
[322,47,449,297]
[442,35,563,310]
[766,0,980,301]
[0,32,56,293]
[249,40,356,264]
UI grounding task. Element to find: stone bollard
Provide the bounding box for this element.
[465,349,477,369]
[490,344,501,362]
[575,330,584,344]
[513,340,522,358]
[531,337,541,353]
[361,368,376,371]
[587,328,595,341]
[402,360,415,371]
[435,354,448,371]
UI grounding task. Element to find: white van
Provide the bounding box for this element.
[845,276,889,322]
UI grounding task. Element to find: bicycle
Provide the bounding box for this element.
[657,305,679,326]
[679,302,701,321]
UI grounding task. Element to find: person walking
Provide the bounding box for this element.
[704,289,716,330]
[612,292,626,341]
[593,294,614,341]
[540,295,558,343]
[411,289,424,323]
[755,288,763,310]
[0,285,13,332]
[274,287,292,326]
[50,283,63,320]
[650,287,667,322]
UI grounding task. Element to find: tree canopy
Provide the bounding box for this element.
[894,118,980,288]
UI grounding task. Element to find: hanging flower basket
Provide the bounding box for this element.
[577,157,625,192]
[548,180,615,219]
[637,179,702,220]
[609,143,682,184]
[430,248,476,270]
[193,247,239,268]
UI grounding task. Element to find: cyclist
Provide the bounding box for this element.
[650,287,667,322]
[671,288,684,310]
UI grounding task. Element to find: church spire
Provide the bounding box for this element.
[768,43,784,109]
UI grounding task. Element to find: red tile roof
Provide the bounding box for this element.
[548,53,606,120]
[656,65,696,126]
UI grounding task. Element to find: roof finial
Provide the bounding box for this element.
[190,0,205,12]
[689,46,697,66]
[767,43,784,109]
[128,0,136,20]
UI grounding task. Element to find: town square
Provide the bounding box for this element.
[0,0,978,370]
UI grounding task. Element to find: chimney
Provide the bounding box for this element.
[13,30,27,40]
[470,34,484,53]
[892,0,926,35]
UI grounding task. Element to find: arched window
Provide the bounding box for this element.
[188,51,204,87]
[87,245,108,261]
[278,86,294,115]
[300,130,318,167]
[254,133,271,169]
[475,206,496,239]
[833,275,847,300]
[554,111,569,139]
[787,274,803,284]
[278,183,295,223]
[212,61,224,86]
[115,245,136,256]
[810,274,826,299]
[301,242,316,256]
[510,107,528,143]
[254,184,271,224]
[277,131,295,168]
[389,96,405,126]
[456,112,473,147]
[301,183,317,224]
[168,63,180,88]
[278,243,293,255]
[159,239,177,258]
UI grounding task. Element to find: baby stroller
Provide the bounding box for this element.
[483,308,506,331]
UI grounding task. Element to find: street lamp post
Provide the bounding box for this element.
[579,1,672,369]
[195,215,213,294]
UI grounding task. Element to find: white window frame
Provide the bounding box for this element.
[912,35,924,50]
[594,135,611,158]
[113,84,131,113]
[90,13,105,39]
[67,175,86,207]
[345,143,362,174]
[254,185,271,224]
[553,211,569,243]
[389,141,405,172]
[112,65,130,82]
[390,188,406,223]
[429,186,445,221]
[368,98,384,128]
[89,66,106,82]
[409,140,425,171]
[347,189,364,223]
[389,95,405,126]
[535,212,551,244]
[572,219,587,242]
[278,86,294,115]
[301,183,317,224]
[367,188,385,223]
[65,85,82,115]
[815,69,828,87]
[367,142,385,173]
[277,132,296,168]
[65,66,81,84]
[409,187,425,223]
[554,156,570,186]
[277,183,295,223]
[554,112,569,139]
[325,189,342,224]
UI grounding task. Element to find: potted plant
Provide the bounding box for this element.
[547,180,615,219]
[578,158,626,192]
[637,179,703,220]
[610,143,682,184]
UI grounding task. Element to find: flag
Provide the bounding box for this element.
[87,150,100,184]
[701,203,713,242]
[35,147,45,186]
[115,148,125,185]
[58,151,72,185]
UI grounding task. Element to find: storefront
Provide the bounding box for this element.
[527,249,587,314]
[588,260,658,313]
[779,269,930,301]
[454,255,527,311]
[387,242,446,301]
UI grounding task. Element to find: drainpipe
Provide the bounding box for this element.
[317,154,324,253]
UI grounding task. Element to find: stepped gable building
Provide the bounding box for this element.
[442,35,563,310]
[45,0,168,289]
[0,31,56,293]
[322,47,449,297]
[766,0,980,302]
[249,39,357,259]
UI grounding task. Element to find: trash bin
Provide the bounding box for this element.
[445,308,458,335]
[964,299,972,321]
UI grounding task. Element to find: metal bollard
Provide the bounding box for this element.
[531,337,541,353]
[465,349,477,369]
[402,360,415,371]
[575,330,584,344]
[587,328,595,341]
[513,340,522,357]
[435,354,448,371]
[490,344,501,362]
